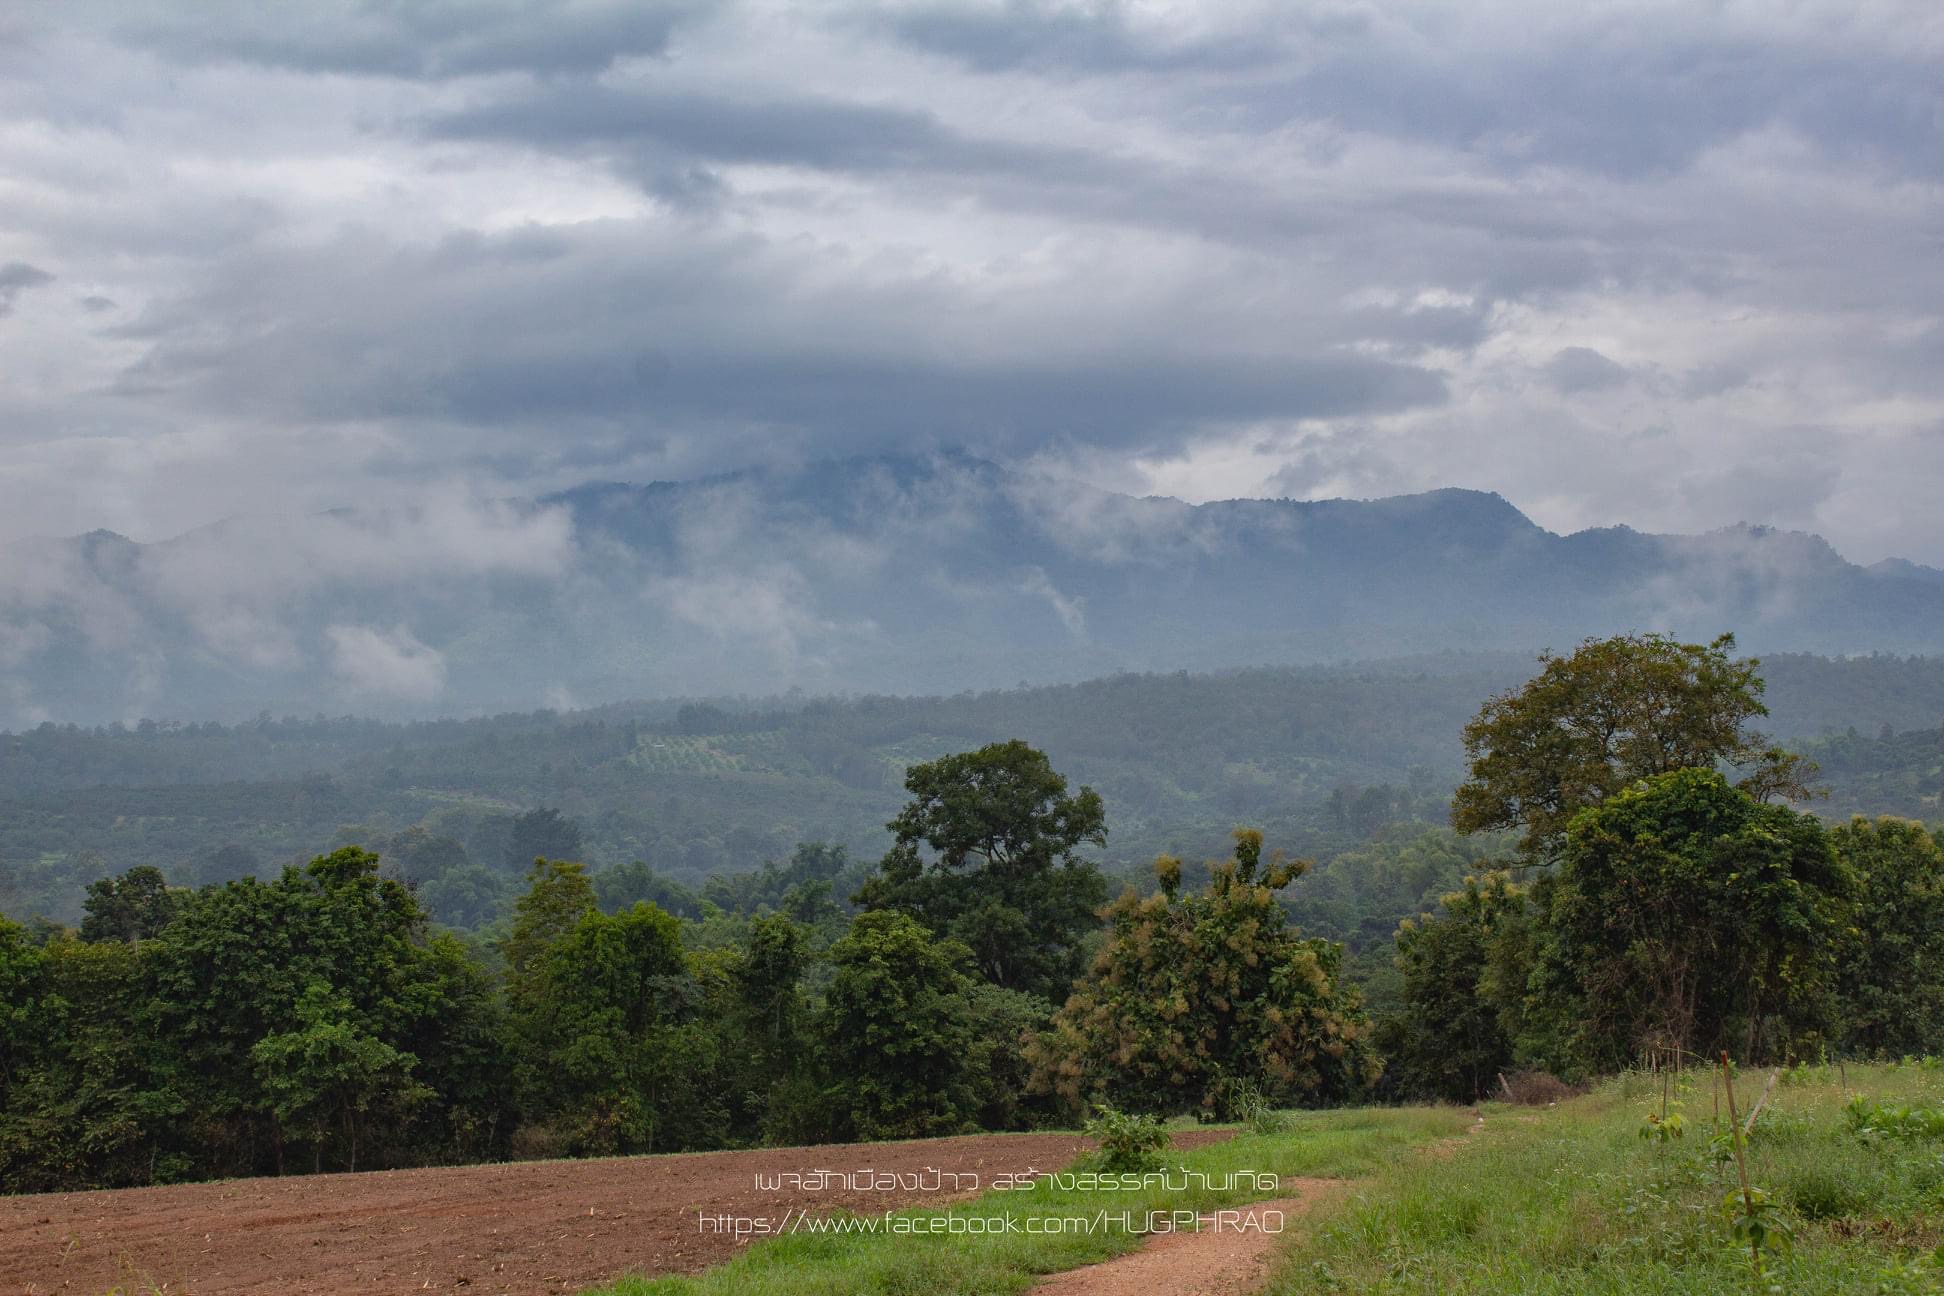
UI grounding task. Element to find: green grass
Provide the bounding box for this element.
[587,1107,1467,1296]
[1269,1062,1944,1295]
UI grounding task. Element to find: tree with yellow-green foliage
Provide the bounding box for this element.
[1453,632,1814,862]
[1028,829,1377,1119]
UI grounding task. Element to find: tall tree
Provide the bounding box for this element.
[0,916,42,1098]
[250,982,428,1174]
[1551,768,1854,1067]
[501,857,597,1000]
[151,847,495,1177]
[1452,633,1814,861]
[0,935,186,1190]
[79,866,178,943]
[819,910,976,1140]
[718,913,814,1141]
[855,740,1107,1000]
[512,902,704,1155]
[1383,872,1530,1101]
[1830,816,1944,1057]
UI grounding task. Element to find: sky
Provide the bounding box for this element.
[2,1,1941,562]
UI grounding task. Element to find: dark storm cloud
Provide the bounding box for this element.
[434,348,1445,445]
[874,0,1278,74]
[116,0,699,79]
[881,4,1944,181]
[0,262,53,316]
[430,81,1118,189]
[1262,39,1944,180]
[2,0,1942,572]
[102,225,1446,459]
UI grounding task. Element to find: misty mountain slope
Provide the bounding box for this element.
[6,452,1944,727]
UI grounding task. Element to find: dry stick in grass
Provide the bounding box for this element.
[1740,1068,1780,1137]
[1719,1051,1762,1282]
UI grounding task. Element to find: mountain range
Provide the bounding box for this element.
[5,451,1942,727]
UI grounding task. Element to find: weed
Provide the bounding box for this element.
[1082,1105,1169,1173]
[1846,1097,1944,1142]
[1785,1165,1870,1221]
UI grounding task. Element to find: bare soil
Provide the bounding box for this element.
[1028,1180,1347,1296]
[3,1129,1231,1295]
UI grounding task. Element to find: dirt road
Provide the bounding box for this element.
[1029,1180,1347,1296]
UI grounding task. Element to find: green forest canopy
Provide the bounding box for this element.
[4,650,1944,929]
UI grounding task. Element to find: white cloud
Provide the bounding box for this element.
[325,623,447,702]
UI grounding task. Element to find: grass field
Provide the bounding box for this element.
[1269,1062,1944,1295]
[592,1108,1469,1296]
[592,1063,1944,1296]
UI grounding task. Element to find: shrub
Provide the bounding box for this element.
[1845,1096,1944,1141]
[1244,1095,1294,1137]
[1501,1071,1575,1105]
[1785,1165,1870,1221]
[1084,1105,1169,1173]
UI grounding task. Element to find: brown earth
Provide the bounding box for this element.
[1027,1108,1489,1295]
[1027,1180,1347,1296]
[2,1129,1231,1296]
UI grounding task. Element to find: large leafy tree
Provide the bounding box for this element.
[511,902,709,1155]
[1453,633,1814,861]
[79,866,179,943]
[251,982,428,1174]
[0,934,186,1190]
[733,914,811,1085]
[1551,768,1855,1067]
[1383,872,1530,1101]
[855,739,1107,1000]
[0,917,42,1097]
[501,857,597,1000]
[1830,816,1944,1057]
[1029,830,1378,1118]
[152,847,506,1176]
[818,910,977,1140]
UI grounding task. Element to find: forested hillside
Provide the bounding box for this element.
[5,650,1944,930]
[8,635,1943,1195]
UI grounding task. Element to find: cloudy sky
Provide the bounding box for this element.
[2,0,1941,562]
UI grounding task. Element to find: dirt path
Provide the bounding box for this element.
[1029,1179,1347,1296]
[1029,1109,1488,1296]
[3,1130,1231,1295]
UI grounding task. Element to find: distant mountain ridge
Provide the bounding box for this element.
[4,451,1942,726]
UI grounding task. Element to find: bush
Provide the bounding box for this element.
[1845,1096,1944,1141]
[1786,1165,1871,1220]
[1500,1071,1575,1105]
[1084,1105,1169,1173]
[507,1121,571,1161]
[1223,1079,1293,1134]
